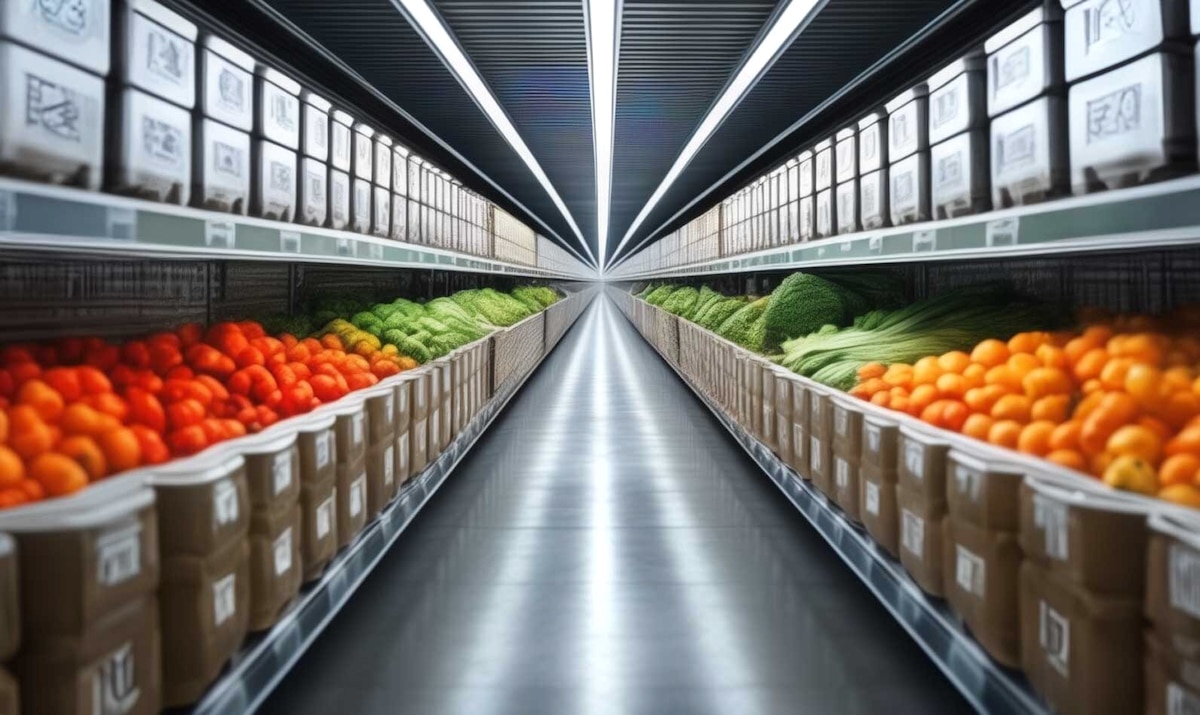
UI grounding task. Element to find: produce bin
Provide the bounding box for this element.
[944,516,1023,667]
[897,482,946,596]
[1146,511,1200,653]
[861,461,899,557]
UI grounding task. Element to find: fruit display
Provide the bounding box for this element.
[0,285,560,509]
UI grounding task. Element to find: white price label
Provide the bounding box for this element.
[213,573,237,626]
[810,436,822,473]
[1033,494,1069,561]
[213,479,239,528]
[902,510,924,556]
[315,431,333,470]
[986,217,1019,247]
[1170,544,1200,620]
[96,521,142,587]
[834,405,849,437]
[280,230,302,253]
[273,527,293,576]
[316,496,334,539]
[384,446,395,488]
[1039,600,1070,677]
[866,424,881,454]
[913,229,936,252]
[868,235,882,254]
[272,454,293,495]
[835,457,850,490]
[954,463,983,500]
[955,545,986,597]
[336,237,353,256]
[865,481,880,515]
[904,440,924,479]
[350,476,365,518]
[351,412,365,446]
[205,219,235,248]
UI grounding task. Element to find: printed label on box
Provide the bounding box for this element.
[351,412,365,447]
[272,453,292,495]
[384,446,395,488]
[1039,600,1070,677]
[1167,682,1200,715]
[834,405,849,438]
[273,527,293,576]
[953,463,983,500]
[865,481,880,516]
[810,436,822,472]
[94,642,140,715]
[866,424,881,454]
[904,440,924,480]
[794,425,805,456]
[316,431,333,470]
[1033,494,1069,561]
[213,478,239,528]
[213,573,237,626]
[902,510,924,556]
[835,457,850,490]
[1170,543,1200,620]
[955,545,986,597]
[350,476,365,518]
[316,496,333,539]
[96,520,142,587]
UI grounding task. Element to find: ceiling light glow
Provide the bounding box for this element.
[586,0,618,271]
[395,0,598,268]
[609,0,821,267]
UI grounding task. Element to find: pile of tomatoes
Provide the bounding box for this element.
[850,309,1200,507]
[0,321,418,508]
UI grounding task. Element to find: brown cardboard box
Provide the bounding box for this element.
[832,453,861,522]
[151,451,248,559]
[328,399,367,468]
[241,431,300,517]
[15,596,161,715]
[363,384,396,447]
[0,534,16,662]
[1145,629,1200,715]
[1146,512,1200,652]
[773,369,793,466]
[789,379,809,478]
[0,666,15,715]
[1020,560,1142,715]
[299,474,337,582]
[247,502,301,632]
[831,394,864,460]
[159,537,249,706]
[808,383,833,441]
[810,433,834,497]
[365,440,396,520]
[897,483,947,596]
[860,461,899,557]
[410,370,431,476]
[427,365,443,461]
[393,426,411,493]
[898,423,950,502]
[335,456,368,550]
[1019,476,1148,597]
[862,413,899,472]
[944,516,1023,667]
[946,449,1023,533]
[296,413,337,488]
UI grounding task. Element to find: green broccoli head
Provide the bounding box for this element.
[661,287,700,317]
[645,285,678,306]
[697,299,746,330]
[716,297,770,351]
[382,328,432,364]
[760,273,857,353]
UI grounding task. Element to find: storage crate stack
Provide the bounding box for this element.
[195,36,255,215]
[371,131,392,238]
[362,386,397,521]
[349,119,374,234]
[329,109,353,230]
[858,108,889,229]
[797,149,815,242]
[295,413,338,583]
[297,89,330,226]
[928,53,990,219]
[252,63,300,223]
[834,124,859,235]
[390,142,410,242]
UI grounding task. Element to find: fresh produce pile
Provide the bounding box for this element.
[850,308,1200,506]
[0,285,560,509]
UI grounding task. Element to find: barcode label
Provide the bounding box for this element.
[955,545,986,596]
[902,510,924,556]
[316,496,333,539]
[1039,600,1070,677]
[96,521,142,587]
[865,481,880,515]
[953,463,983,500]
[1033,494,1069,561]
[1170,544,1200,619]
[315,431,333,470]
[213,573,236,626]
[213,478,239,528]
[272,454,292,495]
[273,527,293,576]
[904,440,924,479]
[866,424,881,453]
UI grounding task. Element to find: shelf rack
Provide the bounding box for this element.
[615,176,1200,279]
[610,289,1045,715]
[0,178,579,279]
[189,290,595,715]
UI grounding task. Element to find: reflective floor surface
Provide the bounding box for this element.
[262,297,968,715]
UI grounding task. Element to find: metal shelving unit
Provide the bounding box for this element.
[614,176,1200,279]
[612,291,1045,715]
[0,178,577,279]
[190,290,595,715]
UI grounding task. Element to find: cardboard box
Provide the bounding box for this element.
[861,461,899,557]
[296,413,337,487]
[241,431,300,517]
[327,398,367,467]
[810,432,834,496]
[335,455,367,550]
[944,516,1023,667]
[1020,560,1142,715]
[809,383,833,441]
[898,423,950,501]
[247,501,301,632]
[1019,476,1148,597]
[862,412,899,472]
[1146,512,1200,652]
[946,448,1023,532]
[1145,629,1200,715]
[773,369,793,466]
[363,384,396,447]
[832,393,864,459]
[364,439,396,520]
[897,483,946,596]
[833,453,861,522]
[299,473,336,583]
[789,379,809,478]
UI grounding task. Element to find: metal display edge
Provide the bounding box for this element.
[608,291,1045,715]
[190,291,596,715]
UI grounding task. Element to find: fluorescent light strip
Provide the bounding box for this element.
[395,0,598,268]
[607,0,821,269]
[586,0,618,270]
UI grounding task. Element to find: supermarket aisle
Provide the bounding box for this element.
[262,296,966,715]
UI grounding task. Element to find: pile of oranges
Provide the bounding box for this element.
[850,308,1200,507]
[0,321,418,509]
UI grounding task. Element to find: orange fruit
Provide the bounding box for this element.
[913,356,943,385]
[988,420,1023,449]
[1159,454,1200,488]
[871,391,891,408]
[909,384,939,416]
[16,380,64,422]
[937,351,971,374]
[1036,344,1070,370]
[1032,394,1071,423]
[992,394,1032,423]
[1008,332,1049,354]
[7,405,53,461]
[98,428,141,474]
[1049,421,1082,452]
[1073,391,1107,421]
[1064,336,1099,365]
[858,362,887,381]
[28,453,88,496]
[1124,363,1164,406]
[1023,367,1073,400]
[1138,416,1172,441]
[962,414,994,441]
[962,363,988,389]
[0,410,7,444]
[0,446,24,488]
[1046,449,1088,472]
[1091,451,1116,477]
[941,401,970,432]
[970,339,1010,368]
[935,373,969,400]
[58,435,106,480]
[59,403,120,437]
[1158,484,1200,508]
[1073,348,1110,382]
[1100,358,1136,391]
[1110,333,1165,366]
[1103,454,1159,494]
[1007,353,1041,378]
[1106,424,1164,465]
[1018,421,1057,456]
[920,400,946,428]
[1165,425,1200,458]
[985,365,1024,393]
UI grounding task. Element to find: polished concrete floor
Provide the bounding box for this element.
[262,296,967,715]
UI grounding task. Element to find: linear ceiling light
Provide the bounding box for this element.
[586,0,618,270]
[395,0,598,269]
[607,0,822,270]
